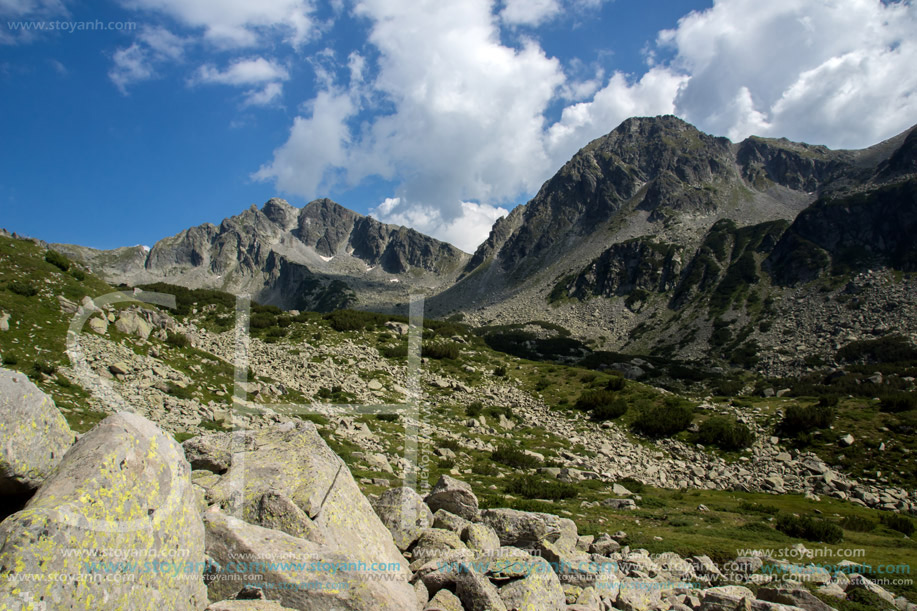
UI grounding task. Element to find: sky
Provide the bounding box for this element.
[1,0,916,253]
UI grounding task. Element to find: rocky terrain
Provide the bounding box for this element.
[2,114,917,610]
[3,370,916,611]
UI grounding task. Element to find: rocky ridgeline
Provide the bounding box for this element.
[2,368,914,611]
[59,299,917,515]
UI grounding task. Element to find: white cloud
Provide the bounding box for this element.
[370,198,508,253]
[108,26,189,93]
[119,0,319,48]
[660,0,917,148]
[259,0,565,233]
[138,25,187,60]
[109,44,155,94]
[194,57,289,85]
[546,67,688,161]
[254,88,356,194]
[243,81,284,107]
[190,57,289,106]
[500,0,562,26]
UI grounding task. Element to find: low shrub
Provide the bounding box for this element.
[32,361,57,376]
[504,474,578,500]
[71,268,86,281]
[465,402,483,418]
[880,512,915,536]
[493,365,507,377]
[779,403,835,435]
[880,393,917,414]
[380,345,408,359]
[633,397,694,437]
[165,331,191,348]
[423,342,460,360]
[841,515,875,532]
[7,281,37,297]
[44,250,71,272]
[491,445,541,469]
[776,515,843,544]
[696,416,755,450]
[605,376,626,391]
[575,389,617,411]
[591,398,628,421]
[375,414,399,422]
[738,500,779,515]
[471,459,500,476]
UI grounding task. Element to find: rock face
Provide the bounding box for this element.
[0,411,208,610]
[200,422,415,609]
[0,368,74,496]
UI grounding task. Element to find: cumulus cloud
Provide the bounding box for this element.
[257,0,565,245]
[370,198,508,253]
[119,0,319,48]
[194,57,289,85]
[500,0,562,26]
[661,0,917,148]
[254,88,357,193]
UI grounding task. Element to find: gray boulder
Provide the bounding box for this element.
[480,508,577,550]
[0,411,208,609]
[205,511,415,611]
[425,475,479,520]
[372,486,434,551]
[203,421,414,609]
[756,586,838,611]
[0,368,74,496]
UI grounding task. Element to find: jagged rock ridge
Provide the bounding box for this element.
[55,198,469,312]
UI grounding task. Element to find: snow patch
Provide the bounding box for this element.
[388,278,400,283]
[366,266,376,272]
[319,255,334,262]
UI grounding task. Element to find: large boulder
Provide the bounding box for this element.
[0,411,208,609]
[494,548,567,611]
[372,486,434,551]
[202,421,414,609]
[756,586,838,611]
[205,511,415,610]
[425,475,479,520]
[0,368,74,496]
[480,508,577,550]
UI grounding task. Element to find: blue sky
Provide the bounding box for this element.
[1,0,916,253]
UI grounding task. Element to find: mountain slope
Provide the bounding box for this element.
[55,198,470,312]
[430,116,917,372]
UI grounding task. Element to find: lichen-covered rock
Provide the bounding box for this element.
[0,411,208,610]
[425,475,479,520]
[480,508,577,550]
[756,586,837,611]
[461,523,500,552]
[205,511,415,611]
[372,486,434,551]
[495,549,566,611]
[206,601,299,610]
[424,588,464,611]
[410,528,468,565]
[0,367,74,495]
[203,421,414,609]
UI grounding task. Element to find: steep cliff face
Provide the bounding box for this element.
[56,198,469,311]
[766,179,917,285]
